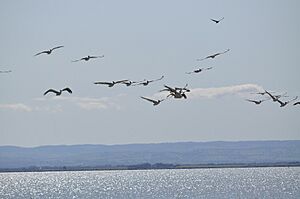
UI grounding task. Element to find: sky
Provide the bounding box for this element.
[0,0,299,147]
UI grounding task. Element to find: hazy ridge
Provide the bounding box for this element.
[0,141,299,169]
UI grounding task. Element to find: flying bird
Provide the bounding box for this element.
[210,17,224,24]
[276,96,298,107]
[161,85,188,99]
[197,49,230,61]
[34,46,64,56]
[264,90,287,102]
[0,70,12,73]
[141,96,164,106]
[134,75,164,86]
[94,79,128,87]
[72,55,104,62]
[245,99,268,105]
[44,87,72,96]
[120,80,141,86]
[186,67,212,74]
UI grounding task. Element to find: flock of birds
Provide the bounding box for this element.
[1,17,300,108]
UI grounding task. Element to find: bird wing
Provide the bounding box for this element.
[51,46,64,51]
[293,102,300,106]
[44,89,59,95]
[205,67,213,70]
[221,49,230,55]
[210,19,218,23]
[164,85,176,92]
[149,75,164,83]
[219,17,225,21]
[71,58,82,62]
[245,99,257,103]
[62,87,72,94]
[89,55,104,59]
[141,96,157,103]
[115,79,129,84]
[196,57,208,61]
[34,51,48,56]
[94,81,111,85]
[185,71,193,74]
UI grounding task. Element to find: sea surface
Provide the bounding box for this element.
[0,167,299,199]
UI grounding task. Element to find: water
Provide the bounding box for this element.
[0,167,299,198]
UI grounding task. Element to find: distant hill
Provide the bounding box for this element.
[0,141,300,169]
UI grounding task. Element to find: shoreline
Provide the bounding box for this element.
[1,162,299,173]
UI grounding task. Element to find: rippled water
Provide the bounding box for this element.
[0,167,299,198]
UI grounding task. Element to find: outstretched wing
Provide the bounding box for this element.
[294,102,300,106]
[34,51,48,56]
[71,58,83,62]
[245,99,257,103]
[94,81,111,85]
[62,87,72,94]
[115,79,129,84]
[44,89,59,95]
[210,18,219,23]
[141,96,157,104]
[90,55,104,59]
[51,46,64,51]
[149,75,164,83]
[205,67,213,70]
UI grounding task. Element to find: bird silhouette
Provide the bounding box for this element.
[264,90,287,102]
[0,70,12,73]
[141,96,164,106]
[134,75,164,86]
[44,88,72,96]
[245,99,268,105]
[186,67,212,74]
[210,17,224,24]
[72,55,104,62]
[197,49,230,61]
[120,80,140,86]
[162,85,188,99]
[94,80,128,87]
[276,96,298,107]
[34,46,64,56]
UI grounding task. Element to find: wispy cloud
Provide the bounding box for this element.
[0,103,32,112]
[154,84,264,99]
[35,96,122,111]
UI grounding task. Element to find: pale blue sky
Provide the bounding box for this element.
[1,0,299,146]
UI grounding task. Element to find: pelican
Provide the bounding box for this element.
[210,17,224,24]
[34,46,64,56]
[186,67,212,74]
[245,99,268,105]
[134,75,164,86]
[141,96,164,106]
[276,96,298,107]
[0,70,12,73]
[94,79,128,87]
[120,80,140,86]
[162,85,188,99]
[44,87,72,96]
[72,55,104,62]
[197,49,230,61]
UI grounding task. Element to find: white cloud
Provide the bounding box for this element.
[0,103,32,112]
[154,84,264,100]
[38,96,121,111]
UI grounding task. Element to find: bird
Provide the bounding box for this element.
[133,75,164,86]
[162,85,188,99]
[44,88,72,96]
[34,46,64,56]
[245,99,268,105]
[0,70,12,73]
[72,55,104,62]
[120,80,140,86]
[141,96,164,106]
[276,96,298,107]
[210,17,224,24]
[186,67,212,74]
[197,49,230,61]
[94,80,128,87]
[264,90,287,102]
[293,101,300,106]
